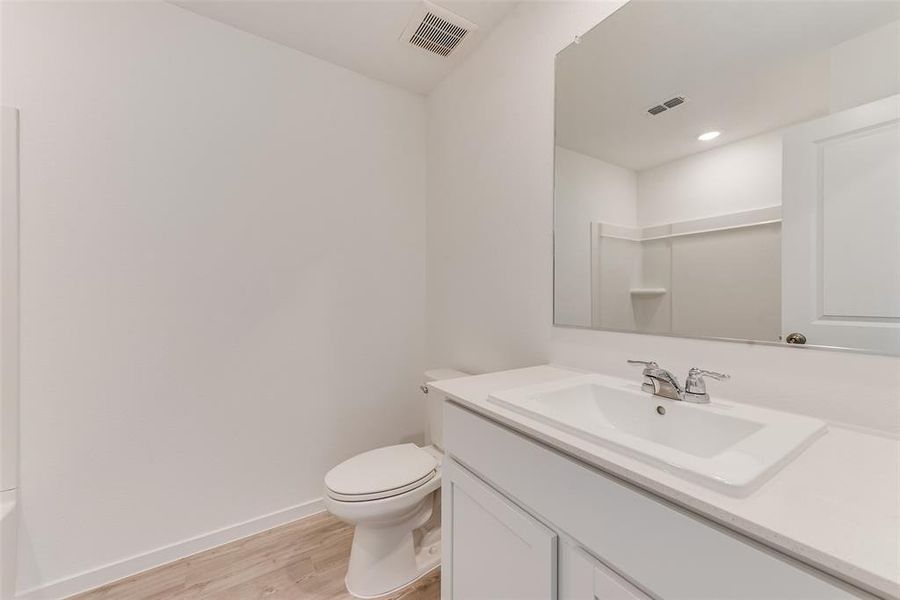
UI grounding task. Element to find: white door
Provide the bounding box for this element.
[782,94,900,354]
[443,459,557,600]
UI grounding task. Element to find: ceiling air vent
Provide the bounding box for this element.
[646,95,689,116]
[400,1,478,58]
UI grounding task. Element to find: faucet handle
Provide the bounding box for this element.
[684,368,730,403]
[627,359,658,369]
[688,368,729,381]
[628,360,659,394]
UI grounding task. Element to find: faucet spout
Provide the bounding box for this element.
[627,360,683,401]
[645,367,683,400]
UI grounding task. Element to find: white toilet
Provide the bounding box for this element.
[324,369,468,599]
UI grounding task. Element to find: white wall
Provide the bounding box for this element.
[554,147,636,327]
[636,131,782,226]
[2,2,426,596]
[425,2,900,434]
[426,2,625,375]
[830,19,900,112]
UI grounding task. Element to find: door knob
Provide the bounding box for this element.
[785,332,807,345]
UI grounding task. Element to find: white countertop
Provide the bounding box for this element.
[431,365,900,600]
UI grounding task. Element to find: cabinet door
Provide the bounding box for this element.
[592,558,650,600]
[560,542,650,600]
[443,458,557,600]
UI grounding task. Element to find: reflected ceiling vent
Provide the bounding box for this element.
[400,1,477,58]
[646,95,689,116]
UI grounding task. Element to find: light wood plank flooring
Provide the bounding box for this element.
[70,512,440,600]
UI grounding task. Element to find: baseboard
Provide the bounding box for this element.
[15,497,326,600]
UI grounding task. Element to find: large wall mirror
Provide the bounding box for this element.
[554,0,900,355]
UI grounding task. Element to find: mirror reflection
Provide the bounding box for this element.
[554,0,900,355]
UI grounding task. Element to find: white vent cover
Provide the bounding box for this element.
[400,1,478,58]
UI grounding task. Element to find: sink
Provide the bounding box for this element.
[487,374,826,495]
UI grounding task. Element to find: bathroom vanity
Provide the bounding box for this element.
[433,366,900,600]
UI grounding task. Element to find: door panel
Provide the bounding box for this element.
[821,121,900,318]
[782,94,900,354]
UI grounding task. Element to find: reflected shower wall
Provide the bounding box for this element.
[590,210,781,342]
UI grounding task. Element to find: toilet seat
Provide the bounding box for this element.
[325,444,437,502]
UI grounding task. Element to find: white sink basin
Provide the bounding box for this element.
[487,374,826,495]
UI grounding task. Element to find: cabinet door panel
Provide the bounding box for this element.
[592,558,649,600]
[559,542,595,600]
[444,459,557,600]
[560,542,650,600]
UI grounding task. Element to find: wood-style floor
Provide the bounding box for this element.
[71,512,440,600]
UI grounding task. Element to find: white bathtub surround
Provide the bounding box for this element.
[1,103,21,600]
[2,2,426,596]
[0,490,15,598]
[432,366,900,599]
[0,106,19,497]
[0,491,15,600]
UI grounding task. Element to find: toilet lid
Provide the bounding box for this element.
[325,444,437,501]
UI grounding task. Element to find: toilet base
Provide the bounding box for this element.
[345,561,439,600]
[343,494,441,599]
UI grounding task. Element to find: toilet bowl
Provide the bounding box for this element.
[325,444,442,598]
[323,369,467,598]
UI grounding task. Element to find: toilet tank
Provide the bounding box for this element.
[423,369,468,451]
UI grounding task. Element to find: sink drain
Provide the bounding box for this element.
[656,405,666,415]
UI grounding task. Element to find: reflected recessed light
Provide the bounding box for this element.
[698,131,721,141]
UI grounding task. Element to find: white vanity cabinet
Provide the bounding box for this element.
[441,400,874,600]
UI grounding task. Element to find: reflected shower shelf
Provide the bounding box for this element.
[630,288,667,297]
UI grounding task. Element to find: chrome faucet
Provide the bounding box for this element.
[627,360,729,404]
[627,360,683,400]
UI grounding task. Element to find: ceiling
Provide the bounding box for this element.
[172,0,516,95]
[555,1,900,171]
